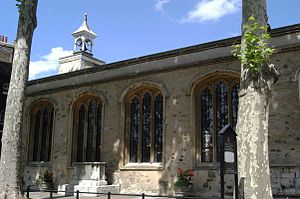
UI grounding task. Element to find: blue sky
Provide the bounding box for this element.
[1,0,300,79]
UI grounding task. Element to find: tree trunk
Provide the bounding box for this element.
[236,1,279,199]
[0,0,38,198]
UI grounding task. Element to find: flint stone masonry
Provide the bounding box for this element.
[22,24,300,198]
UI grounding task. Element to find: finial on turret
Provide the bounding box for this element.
[84,13,88,23]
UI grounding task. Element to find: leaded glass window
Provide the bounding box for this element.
[195,75,239,164]
[29,101,54,162]
[200,88,213,162]
[72,95,103,163]
[130,97,139,163]
[142,92,152,162]
[154,94,163,162]
[126,88,164,163]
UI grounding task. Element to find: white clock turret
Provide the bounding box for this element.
[58,13,104,74]
[72,13,97,54]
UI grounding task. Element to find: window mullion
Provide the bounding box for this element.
[37,108,44,161]
[44,107,51,161]
[150,93,155,163]
[92,102,97,162]
[83,104,88,162]
[138,94,143,163]
[29,112,36,161]
[197,91,201,164]
[95,103,102,162]
[228,82,233,127]
[212,84,217,163]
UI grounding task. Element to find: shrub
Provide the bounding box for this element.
[36,169,54,186]
[174,168,194,191]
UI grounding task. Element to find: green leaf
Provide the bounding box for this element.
[232,16,274,76]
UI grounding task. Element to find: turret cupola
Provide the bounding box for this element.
[58,14,105,74]
[72,13,97,55]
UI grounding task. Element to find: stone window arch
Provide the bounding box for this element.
[293,66,300,101]
[28,100,54,162]
[124,86,164,163]
[193,73,239,164]
[72,94,103,163]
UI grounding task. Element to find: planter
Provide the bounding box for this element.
[175,187,189,198]
[175,190,187,198]
[38,182,52,191]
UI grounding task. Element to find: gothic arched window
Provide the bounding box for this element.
[72,95,103,163]
[125,87,164,163]
[194,74,239,164]
[29,101,54,162]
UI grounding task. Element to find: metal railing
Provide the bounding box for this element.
[24,187,203,199]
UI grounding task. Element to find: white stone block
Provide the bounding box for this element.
[58,184,74,196]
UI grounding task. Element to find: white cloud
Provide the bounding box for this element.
[155,0,170,13]
[29,47,72,79]
[180,0,241,23]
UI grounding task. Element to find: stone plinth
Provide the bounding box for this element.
[73,162,109,196]
[58,184,74,196]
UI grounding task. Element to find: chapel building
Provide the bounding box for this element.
[2,15,299,198]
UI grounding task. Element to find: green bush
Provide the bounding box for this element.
[174,168,193,190]
[36,169,54,186]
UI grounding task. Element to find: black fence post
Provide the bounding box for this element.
[142,193,145,199]
[26,186,29,198]
[50,188,53,199]
[107,191,111,199]
[76,190,79,199]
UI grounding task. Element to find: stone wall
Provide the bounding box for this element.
[271,166,300,196]
[268,49,300,197]
[23,60,239,197]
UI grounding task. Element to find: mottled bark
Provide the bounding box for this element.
[236,0,279,199]
[0,0,38,198]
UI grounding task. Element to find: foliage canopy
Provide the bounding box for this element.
[232,16,274,75]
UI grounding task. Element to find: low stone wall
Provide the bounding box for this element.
[23,164,52,189]
[271,166,300,196]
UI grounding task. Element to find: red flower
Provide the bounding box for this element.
[174,168,194,190]
[177,168,184,176]
[187,169,194,177]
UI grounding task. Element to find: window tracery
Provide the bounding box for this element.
[72,95,103,163]
[125,87,164,163]
[195,75,239,164]
[29,101,54,162]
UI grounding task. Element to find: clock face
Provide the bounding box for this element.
[75,39,83,51]
[84,39,92,52]
[75,38,92,53]
[76,39,83,47]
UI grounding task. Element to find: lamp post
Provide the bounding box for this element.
[218,125,238,199]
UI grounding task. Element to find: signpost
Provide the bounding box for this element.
[218,125,238,199]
